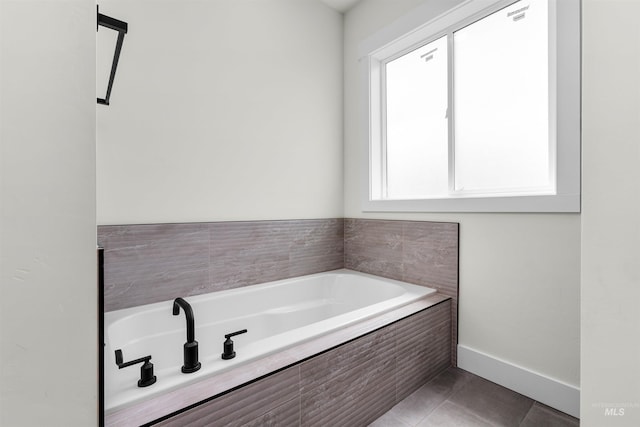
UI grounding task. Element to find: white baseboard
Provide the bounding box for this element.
[457,345,580,418]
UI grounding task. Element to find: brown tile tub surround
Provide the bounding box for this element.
[100,219,459,425]
[98,219,344,311]
[344,219,459,365]
[151,299,451,427]
[99,218,460,317]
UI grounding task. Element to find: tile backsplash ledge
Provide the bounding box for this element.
[99,218,458,313]
[99,219,344,311]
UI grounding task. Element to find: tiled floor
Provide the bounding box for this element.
[370,368,579,427]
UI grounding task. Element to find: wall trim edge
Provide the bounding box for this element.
[457,344,580,418]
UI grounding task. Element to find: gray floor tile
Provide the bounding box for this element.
[417,401,494,427]
[520,402,579,427]
[391,367,475,426]
[422,368,475,396]
[372,369,578,427]
[368,407,413,427]
[448,375,534,426]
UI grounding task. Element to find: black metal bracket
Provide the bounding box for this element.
[97,5,128,106]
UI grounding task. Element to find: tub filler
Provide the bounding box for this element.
[104,269,452,426]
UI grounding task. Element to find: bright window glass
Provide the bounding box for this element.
[384,36,449,199]
[453,1,551,193]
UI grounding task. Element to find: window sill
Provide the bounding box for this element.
[362,193,581,213]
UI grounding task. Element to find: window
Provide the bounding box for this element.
[360,0,580,212]
[385,36,449,199]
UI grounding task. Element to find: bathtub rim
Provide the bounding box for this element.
[104,268,437,406]
[104,268,431,318]
[104,268,438,406]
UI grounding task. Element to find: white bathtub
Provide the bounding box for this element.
[104,269,436,414]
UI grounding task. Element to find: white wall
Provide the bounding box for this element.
[581,1,640,425]
[12,0,639,425]
[97,0,343,225]
[344,0,581,391]
[0,1,97,426]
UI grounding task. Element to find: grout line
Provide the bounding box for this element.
[519,403,535,427]
[407,368,463,427]
[413,398,448,427]
[518,400,536,426]
[440,376,501,427]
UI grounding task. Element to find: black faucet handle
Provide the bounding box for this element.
[115,349,157,387]
[222,329,248,360]
[224,329,248,339]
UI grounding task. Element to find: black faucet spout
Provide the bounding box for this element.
[172,297,201,373]
[173,297,195,343]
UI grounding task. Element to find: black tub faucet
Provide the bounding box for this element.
[173,297,201,373]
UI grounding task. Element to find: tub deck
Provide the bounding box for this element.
[106,293,450,426]
[104,269,447,425]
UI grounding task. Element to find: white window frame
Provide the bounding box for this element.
[359,0,580,213]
